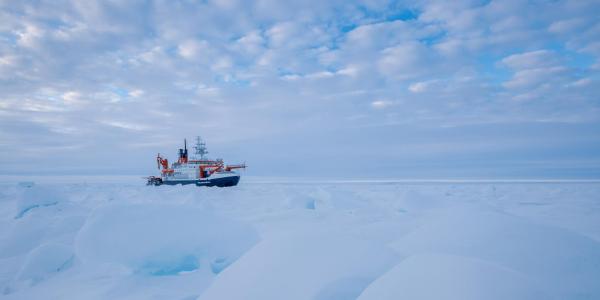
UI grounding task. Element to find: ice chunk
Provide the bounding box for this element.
[198,232,397,300]
[0,219,49,258]
[15,186,62,219]
[358,254,549,300]
[75,204,258,276]
[17,182,35,188]
[391,209,600,299]
[17,243,74,284]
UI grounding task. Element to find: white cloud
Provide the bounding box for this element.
[62,91,85,105]
[20,100,66,112]
[280,74,301,81]
[178,39,210,60]
[196,84,219,96]
[100,120,149,131]
[500,50,572,91]
[305,71,335,79]
[409,81,435,93]
[548,18,586,34]
[567,78,592,88]
[501,50,560,70]
[15,22,44,48]
[371,100,394,109]
[0,55,18,66]
[129,89,144,98]
[266,22,298,48]
[279,66,359,81]
[503,66,568,90]
[337,65,359,77]
[377,42,433,80]
[211,56,234,71]
[235,30,265,55]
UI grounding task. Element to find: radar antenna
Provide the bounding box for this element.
[194,136,209,160]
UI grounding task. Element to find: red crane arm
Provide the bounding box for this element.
[156,154,169,170]
[207,162,224,176]
[225,164,246,171]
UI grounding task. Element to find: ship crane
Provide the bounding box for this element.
[225,164,246,172]
[156,154,168,169]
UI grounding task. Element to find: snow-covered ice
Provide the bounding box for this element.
[0,177,599,299]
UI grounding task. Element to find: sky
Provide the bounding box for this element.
[0,0,599,179]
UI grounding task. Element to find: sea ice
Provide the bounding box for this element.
[0,179,598,299]
[76,203,259,276]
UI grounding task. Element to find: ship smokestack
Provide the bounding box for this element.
[184,139,188,159]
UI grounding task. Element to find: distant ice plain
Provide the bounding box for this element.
[0,176,599,299]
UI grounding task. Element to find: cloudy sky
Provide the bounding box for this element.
[1,0,599,178]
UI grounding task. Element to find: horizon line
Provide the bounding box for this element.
[1,175,599,185]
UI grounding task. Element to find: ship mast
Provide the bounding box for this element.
[194,136,209,160]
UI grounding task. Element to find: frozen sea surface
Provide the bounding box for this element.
[0,177,599,299]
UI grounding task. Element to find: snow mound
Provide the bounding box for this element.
[358,254,549,300]
[17,243,74,284]
[76,204,259,276]
[15,186,63,219]
[1,217,51,259]
[17,182,35,188]
[198,232,398,300]
[392,209,600,299]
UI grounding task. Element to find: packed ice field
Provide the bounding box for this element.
[1,176,599,300]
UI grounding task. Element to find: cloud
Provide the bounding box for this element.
[100,120,149,131]
[567,78,592,88]
[0,0,599,177]
[408,81,436,93]
[501,50,561,70]
[548,18,587,34]
[61,91,86,105]
[178,39,210,61]
[129,89,144,98]
[281,66,359,81]
[234,30,265,56]
[503,66,568,90]
[15,22,45,48]
[499,50,576,93]
[377,42,434,80]
[371,100,395,109]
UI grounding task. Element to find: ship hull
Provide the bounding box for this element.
[158,174,240,187]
